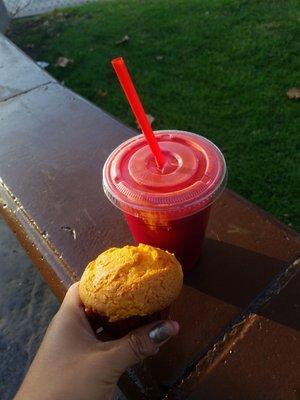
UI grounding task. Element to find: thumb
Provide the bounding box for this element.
[109,320,179,373]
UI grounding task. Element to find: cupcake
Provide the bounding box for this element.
[79,243,183,337]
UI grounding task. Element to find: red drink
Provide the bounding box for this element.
[103,130,227,273]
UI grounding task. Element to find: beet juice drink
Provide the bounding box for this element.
[103,130,227,273]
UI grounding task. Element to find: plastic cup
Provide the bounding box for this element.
[103,130,227,273]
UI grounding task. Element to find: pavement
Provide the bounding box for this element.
[0,218,125,399]
[0,217,59,399]
[3,0,94,17]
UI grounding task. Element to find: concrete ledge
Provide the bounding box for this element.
[0,34,55,102]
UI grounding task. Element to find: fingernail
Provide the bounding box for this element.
[149,321,175,344]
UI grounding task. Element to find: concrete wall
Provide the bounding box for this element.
[0,0,9,33]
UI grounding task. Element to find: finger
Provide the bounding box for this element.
[61,282,82,309]
[57,282,96,335]
[108,320,179,373]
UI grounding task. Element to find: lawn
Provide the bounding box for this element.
[8,0,300,230]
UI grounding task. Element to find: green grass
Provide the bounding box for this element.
[9,0,300,230]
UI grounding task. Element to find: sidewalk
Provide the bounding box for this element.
[0,218,58,400]
[3,0,94,17]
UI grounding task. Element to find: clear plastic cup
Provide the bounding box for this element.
[103,130,227,273]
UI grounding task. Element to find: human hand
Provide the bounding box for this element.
[15,282,179,400]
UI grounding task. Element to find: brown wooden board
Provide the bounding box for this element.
[184,260,300,400]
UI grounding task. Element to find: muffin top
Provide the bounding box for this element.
[79,244,183,322]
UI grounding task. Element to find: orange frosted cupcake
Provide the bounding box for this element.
[79,244,183,337]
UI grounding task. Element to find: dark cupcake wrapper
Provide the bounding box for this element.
[86,307,170,338]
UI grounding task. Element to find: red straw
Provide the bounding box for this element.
[111,57,164,169]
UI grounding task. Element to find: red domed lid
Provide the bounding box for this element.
[103,130,227,218]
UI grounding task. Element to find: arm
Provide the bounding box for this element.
[15,283,179,400]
